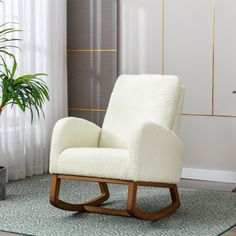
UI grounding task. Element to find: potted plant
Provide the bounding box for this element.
[0,7,49,200]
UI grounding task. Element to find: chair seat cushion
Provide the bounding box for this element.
[56,148,128,180]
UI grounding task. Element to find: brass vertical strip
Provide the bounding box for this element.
[211,0,216,115]
[117,0,120,76]
[162,0,165,75]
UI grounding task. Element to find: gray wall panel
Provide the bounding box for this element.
[68,52,117,109]
[67,0,117,124]
[67,0,117,50]
[69,110,106,127]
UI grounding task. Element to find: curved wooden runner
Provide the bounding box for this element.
[50,174,180,221]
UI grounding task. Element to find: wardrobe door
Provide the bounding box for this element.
[67,0,117,125]
[165,0,213,114]
[214,0,236,116]
[119,0,163,74]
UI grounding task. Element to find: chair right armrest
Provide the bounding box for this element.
[127,122,184,183]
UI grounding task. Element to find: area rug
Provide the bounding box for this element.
[0,175,235,236]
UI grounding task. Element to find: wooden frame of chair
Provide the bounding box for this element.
[50,174,180,221]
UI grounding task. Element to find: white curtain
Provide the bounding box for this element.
[0,0,67,180]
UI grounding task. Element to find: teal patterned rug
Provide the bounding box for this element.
[0,175,235,236]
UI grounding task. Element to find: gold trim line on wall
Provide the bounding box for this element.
[68,109,236,118]
[211,0,216,115]
[117,0,120,76]
[66,49,117,52]
[182,113,236,118]
[68,108,107,112]
[162,0,165,75]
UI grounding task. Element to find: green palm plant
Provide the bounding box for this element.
[0,9,49,120]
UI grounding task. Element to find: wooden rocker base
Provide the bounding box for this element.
[50,174,180,221]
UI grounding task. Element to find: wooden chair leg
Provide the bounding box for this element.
[127,182,180,221]
[169,185,180,207]
[127,182,138,213]
[50,174,110,211]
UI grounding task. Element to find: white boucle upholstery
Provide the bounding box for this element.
[57,148,127,180]
[127,122,184,183]
[50,117,101,174]
[99,75,181,148]
[50,74,185,184]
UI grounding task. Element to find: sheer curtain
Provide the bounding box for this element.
[0,0,67,180]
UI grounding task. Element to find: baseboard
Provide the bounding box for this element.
[182,168,236,183]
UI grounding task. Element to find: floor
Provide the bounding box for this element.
[0,178,235,236]
[179,179,236,236]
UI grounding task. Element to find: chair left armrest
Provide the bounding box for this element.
[49,117,101,173]
[127,122,184,183]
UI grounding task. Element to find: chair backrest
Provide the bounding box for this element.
[99,74,184,149]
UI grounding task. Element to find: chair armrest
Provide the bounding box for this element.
[127,122,184,183]
[49,117,101,173]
